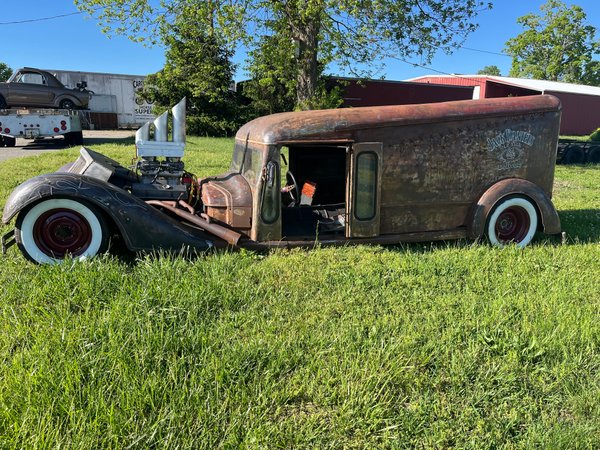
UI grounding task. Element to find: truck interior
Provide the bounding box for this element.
[280,144,348,238]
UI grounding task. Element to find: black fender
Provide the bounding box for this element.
[468,178,561,239]
[2,173,216,252]
[54,94,83,108]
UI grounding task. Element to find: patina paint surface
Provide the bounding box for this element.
[235,95,560,241]
[3,95,562,256]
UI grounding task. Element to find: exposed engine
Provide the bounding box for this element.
[130,98,195,201]
[131,156,190,200]
[62,97,250,245]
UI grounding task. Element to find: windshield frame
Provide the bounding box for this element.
[231,139,268,186]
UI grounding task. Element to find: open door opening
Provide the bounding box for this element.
[280,144,348,238]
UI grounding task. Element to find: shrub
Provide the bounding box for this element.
[186,114,241,137]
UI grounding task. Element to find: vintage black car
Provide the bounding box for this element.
[0,67,91,110]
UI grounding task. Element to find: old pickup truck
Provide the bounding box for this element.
[2,95,562,264]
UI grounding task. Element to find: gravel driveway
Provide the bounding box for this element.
[0,130,135,162]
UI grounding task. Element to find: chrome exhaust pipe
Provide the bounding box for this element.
[135,121,150,143]
[172,97,186,143]
[153,110,168,142]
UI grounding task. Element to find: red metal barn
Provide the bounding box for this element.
[328,77,475,107]
[407,75,600,136]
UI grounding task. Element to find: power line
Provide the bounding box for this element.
[460,46,511,57]
[0,7,514,59]
[0,11,84,26]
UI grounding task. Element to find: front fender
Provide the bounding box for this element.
[2,173,216,252]
[468,178,561,239]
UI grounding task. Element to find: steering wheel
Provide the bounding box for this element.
[283,170,300,206]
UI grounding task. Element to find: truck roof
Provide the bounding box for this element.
[235,95,561,145]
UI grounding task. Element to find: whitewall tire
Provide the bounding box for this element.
[486,196,538,248]
[15,198,108,264]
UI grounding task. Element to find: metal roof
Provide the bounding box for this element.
[406,74,600,96]
[235,95,561,145]
[489,76,600,96]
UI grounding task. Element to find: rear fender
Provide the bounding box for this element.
[468,178,561,239]
[2,173,216,252]
[54,94,82,108]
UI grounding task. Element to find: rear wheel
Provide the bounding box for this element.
[486,196,538,248]
[15,198,109,264]
[3,136,16,147]
[0,96,6,109]
[64,131,84,146]
[59,99,76,109]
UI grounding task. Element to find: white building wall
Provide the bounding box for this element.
[44,69,156,128]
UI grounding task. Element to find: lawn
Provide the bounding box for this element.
[0,138,598,448]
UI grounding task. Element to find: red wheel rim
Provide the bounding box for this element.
[33,208,92,257]
[495,206,530,243]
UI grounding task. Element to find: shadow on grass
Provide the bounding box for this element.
[16,137,71,150]
[7,208,596,266]
[82,136,135,146]
[383,209,600,254]
[111,208,600,265]
[558,209,600,243]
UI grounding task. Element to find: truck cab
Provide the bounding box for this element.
[203,95,562,248]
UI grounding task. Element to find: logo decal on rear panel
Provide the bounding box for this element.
[487,129,535,169]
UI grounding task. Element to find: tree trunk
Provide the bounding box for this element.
[295,20,319,110]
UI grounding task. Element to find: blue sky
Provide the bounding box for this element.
[2,0,599,81]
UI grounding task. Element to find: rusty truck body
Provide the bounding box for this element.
[2,95,562,264]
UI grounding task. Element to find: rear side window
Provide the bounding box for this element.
[354,152,378,220]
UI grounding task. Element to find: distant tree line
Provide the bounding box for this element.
[76,0,492,136]
[505,0,600,85]
[64,1,600,136]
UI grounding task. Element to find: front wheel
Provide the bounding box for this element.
[15,198,109,264]
[486,196,538,248]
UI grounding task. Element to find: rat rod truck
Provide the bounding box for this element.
[2,95,562,264]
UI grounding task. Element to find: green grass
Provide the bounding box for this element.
[0,139,598,448]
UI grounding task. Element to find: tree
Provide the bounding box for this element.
[505,0,600,85]
[241,33,343,115]
[75,0,492,109]
[0,62,12,82]
[139,5,243,136]
[240,34,297,115]
[477,65,501,76]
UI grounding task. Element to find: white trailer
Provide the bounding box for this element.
[48,69,155,128]
[0,108,83,147]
